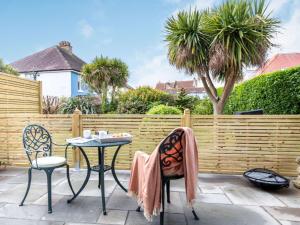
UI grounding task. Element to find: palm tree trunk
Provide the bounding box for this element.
[101,84,108,113]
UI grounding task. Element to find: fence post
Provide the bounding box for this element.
[38,81,43,114]
[72,108,82,169]
[181,109,191,127]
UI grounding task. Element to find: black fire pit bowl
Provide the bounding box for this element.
[243,168,290,190]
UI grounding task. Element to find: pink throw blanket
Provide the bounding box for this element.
[128,127,198,221]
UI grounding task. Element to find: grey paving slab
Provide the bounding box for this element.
[41,196,103,223]
[125,211,186,225]
[169,179,185,192]
[275,195,300,208]
[66,223,119,225]
[183,202,280,225]
[223,186,285,206]
[264,206,300,222]
[0,218,64,225]
[199,173,250,187]
[105,171,130,182]
[0,203,48,220]
[107,187,138,211]
[0,183,47,204]
[199,184,224,194]
[280,221,300,225]
[0,167,26,176]
[53,179,116,197]
[98,209,128,225]
[0,182,17,192]
[33,194,65,206]
[6,169,66,185]
[197,193,232,204]
[164,191,184,213]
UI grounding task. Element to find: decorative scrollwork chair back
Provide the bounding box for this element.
[23,124,52,165]
[159,130,184,171]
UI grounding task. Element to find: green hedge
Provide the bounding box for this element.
[117,86,175,114]
[192,67,300,115]
[147,104,182,115]
[224,67,300,114]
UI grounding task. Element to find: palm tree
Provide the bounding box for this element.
[82,56,129,112]
[165,0,279,114]
[109,58,129,104]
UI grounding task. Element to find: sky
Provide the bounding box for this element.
[0,0,300,87]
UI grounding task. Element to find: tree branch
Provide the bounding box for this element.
[205,71,218,100]
[219,72,236,107]
[199,74,218,104]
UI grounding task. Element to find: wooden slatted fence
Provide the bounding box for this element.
[0,72,42,114]
[0,111,299,176]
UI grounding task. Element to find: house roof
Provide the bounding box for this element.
[10,43,86,73]
[256,53,300,75]
[155,80,205,94]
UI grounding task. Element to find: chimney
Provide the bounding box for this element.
[58,41,72,53]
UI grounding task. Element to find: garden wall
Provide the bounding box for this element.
[0,111,299,176]
[0,72,42,114]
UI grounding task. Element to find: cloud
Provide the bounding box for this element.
[78,20,94,38]
[269,0,300,55]
[130,52,191,88]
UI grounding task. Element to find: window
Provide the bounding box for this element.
[78,76,83,92]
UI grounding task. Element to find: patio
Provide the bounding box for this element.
[0,167,299,225]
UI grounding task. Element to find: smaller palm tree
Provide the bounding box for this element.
[82,56,129,112]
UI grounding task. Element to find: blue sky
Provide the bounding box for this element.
[1,0,300,87]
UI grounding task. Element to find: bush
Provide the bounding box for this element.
[147,104,182,115]
[175,88,201,111]
[193,99,213,115]
[223,67,300,114]
[117,86,175,114]
[43,96,61,114]
[60,96,101,114]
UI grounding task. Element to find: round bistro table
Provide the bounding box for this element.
[65,139,131,215]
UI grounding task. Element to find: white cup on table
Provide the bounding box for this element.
[98,130,108,138]
[83,130,92,139]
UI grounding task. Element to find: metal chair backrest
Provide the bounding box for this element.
[23,124,52,164]
[159,130,184,169]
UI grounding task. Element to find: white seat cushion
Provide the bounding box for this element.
[32,156,66,168]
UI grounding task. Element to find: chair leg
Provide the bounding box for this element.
[19,168,32,206]
[45,168,54,213]
[160,180,165,225]
[192,207,199,220]
[166,180,170,203]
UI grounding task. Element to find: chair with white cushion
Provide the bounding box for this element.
[19,124,73,213]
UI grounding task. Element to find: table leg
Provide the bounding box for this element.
[111,145,128,192]
[98,147,101,189]
[99,147,107,215]
[67,147,91,203]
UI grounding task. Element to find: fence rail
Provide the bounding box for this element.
[0,72,42,114]
[0,110,299,176]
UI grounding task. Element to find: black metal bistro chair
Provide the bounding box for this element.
[137,129,199,225]
[19,124,73,213]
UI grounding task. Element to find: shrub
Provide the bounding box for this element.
[60,96,101,114]
[223,67,300,114]
[193,99,213,115]
[43,96,61,114]
[117,86,175,114]
[175,88,201,111]
[147,104,182,115]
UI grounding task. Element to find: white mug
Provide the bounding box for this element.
[83,130,92,139]
[98,130,108,138]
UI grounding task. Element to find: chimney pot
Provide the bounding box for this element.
[58,41,72,53]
